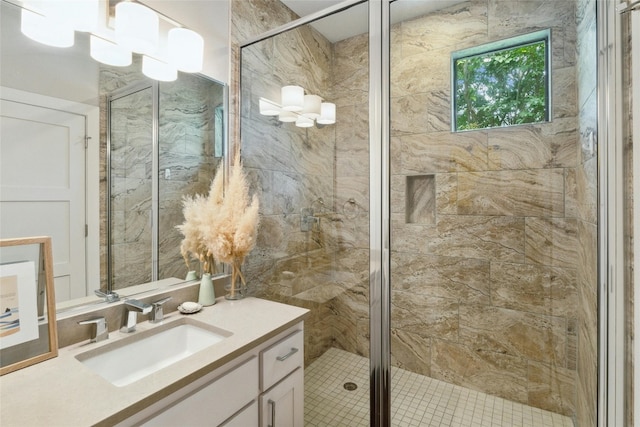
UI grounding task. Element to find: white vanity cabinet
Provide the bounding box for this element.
[119,322,304,427]
[259,330,304,427]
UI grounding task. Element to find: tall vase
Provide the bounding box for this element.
[225,261,246,300]
[198,273,216,306]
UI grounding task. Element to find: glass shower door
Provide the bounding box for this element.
[239,1,371,425]
[388,0,598,425]
[108,85,154,290]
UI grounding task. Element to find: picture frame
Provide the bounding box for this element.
[0,236,58,375]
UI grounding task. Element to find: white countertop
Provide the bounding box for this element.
[0,297,309,427]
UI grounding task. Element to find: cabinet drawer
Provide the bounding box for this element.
[261,330,303,391]
[141,356,258,426]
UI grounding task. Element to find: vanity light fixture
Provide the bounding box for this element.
[20,8,75,48]
[259,87,336,128]
[18,0,205,82]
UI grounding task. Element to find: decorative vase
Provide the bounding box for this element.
[225,262,246,300]
[185,270,198,281]
[198,273,216,306]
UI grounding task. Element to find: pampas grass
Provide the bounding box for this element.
[176,153,259,297]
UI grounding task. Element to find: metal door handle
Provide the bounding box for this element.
[276,347,299,361]
[268,399,276,427]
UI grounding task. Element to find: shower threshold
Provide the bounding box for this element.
[305,348,574,427]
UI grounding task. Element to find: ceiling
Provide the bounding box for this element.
[280,0,467,43]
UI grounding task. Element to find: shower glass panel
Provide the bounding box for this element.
[389,0,598,426]
[109,86,154,290]
[239,2,371,425]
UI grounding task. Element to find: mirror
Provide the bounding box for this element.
[0,0,228,310]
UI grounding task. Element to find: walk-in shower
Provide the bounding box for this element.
[237,0,606,425]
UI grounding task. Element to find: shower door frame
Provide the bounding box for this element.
[106,81,160,291]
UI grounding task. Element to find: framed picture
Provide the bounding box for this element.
[0,236,57,375]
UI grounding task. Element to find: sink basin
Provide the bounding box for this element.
[76,318,232,387]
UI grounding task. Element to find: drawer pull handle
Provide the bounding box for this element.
[268,399,276,427]
[276,347,299,362]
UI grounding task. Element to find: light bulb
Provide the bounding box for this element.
[142,56,177,82]
[90,35,132,67]
[317,102,336,125]
[115,2,159,54]
[278,111,297,122]
[21,8,74,48]
[168,28,204,73]
[281,85,304,112]
[301,94,321,119]
[259,98,281,116]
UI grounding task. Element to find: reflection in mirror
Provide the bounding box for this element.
[0,0,227,310]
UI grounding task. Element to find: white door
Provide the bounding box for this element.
[0,99,86,301]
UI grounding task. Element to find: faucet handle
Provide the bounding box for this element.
[150,296,172,323]
[78,317,109,343]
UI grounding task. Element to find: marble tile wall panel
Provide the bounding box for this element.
[527,360,576,416]
[431,339,529,403]
[405,175,436,224]
[401,131,489,173]
[426,215,525,262]
[459,304,566,365]
[391,292,459,341]
[457,169,565,217]
[435,173,458,215]
[525,217,578,267]
[390,329,431,376]
[490,262,553,314]
[391,252,490,304]
[399,0,489,54]
[487,120,577,170]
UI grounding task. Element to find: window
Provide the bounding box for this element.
[452,29,551,132]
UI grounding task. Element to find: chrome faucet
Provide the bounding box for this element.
[120,299,152,333]
[78,317,109,343]
[150,296,172,323]
[95,289,120,303]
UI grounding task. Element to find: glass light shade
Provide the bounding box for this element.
[317,102,336,125]
[295,116,314,128]
[259,98,281,116]
[142,56,177,82]
[168,28,204,73]
[278,111,297,123]
[21,8,74,48]
[301,94,322,119]
[115,2,158,54]
[43,0,99,32]
[90,35,132,67]
[281,85,304,112]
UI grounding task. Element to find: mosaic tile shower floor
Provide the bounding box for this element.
[305,348,574,427]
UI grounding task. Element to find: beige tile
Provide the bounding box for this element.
[459,304,566,364]
[491,262,552,314]
[458,169,565,217]
[390,329,431,376]
[527,360,576,416]
[391,252,490,304]
[550,266,578,319]
[427,215,526,262]
[400,0,488,55]
[525,217,578,267]
[402,131,489,174]
[431,338,528,404]
[435,173,458,215]
[391,93,430,136]
[391,291,459,340]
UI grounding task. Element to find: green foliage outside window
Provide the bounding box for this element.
[454,39,548,131]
